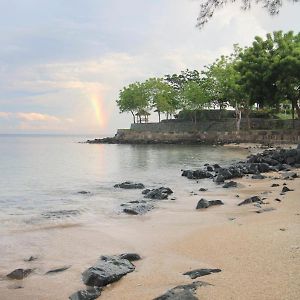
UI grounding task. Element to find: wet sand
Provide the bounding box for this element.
[0,171,299,299]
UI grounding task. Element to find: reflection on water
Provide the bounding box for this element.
[0,135,249,231]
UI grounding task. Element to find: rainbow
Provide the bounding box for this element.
[90,95,106,128]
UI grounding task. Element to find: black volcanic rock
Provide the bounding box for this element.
[122,201,154,215]
[282,186,293,193]
[114,182,145,189]
[82,255,135,287]
[69,287,102,300]
[144,187,173,200]
[183,268,221,279]
[7,269,33,280]
[238,196,262,206]
[196,199,224,209]
[223,181,237,188]
[153,281,210,300]
[45,265,71,275]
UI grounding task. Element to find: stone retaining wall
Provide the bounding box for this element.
[130,119,300,132]
[116,129,300,144]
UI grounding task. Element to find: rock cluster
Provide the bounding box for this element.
[120,186,173,215]
[70,253,141,300]
[182,147,300,184]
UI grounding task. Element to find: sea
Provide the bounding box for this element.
[0,134,249,233]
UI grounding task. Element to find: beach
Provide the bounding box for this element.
[0,138,299,299]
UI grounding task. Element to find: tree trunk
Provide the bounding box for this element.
[131,111,135,123]
[294,99,300,119]
[235,103,241,132]
[158,111,161,123]
[245,103,251,130]
[292,100,295,129]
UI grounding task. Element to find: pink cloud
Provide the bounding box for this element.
[16,112,60,122]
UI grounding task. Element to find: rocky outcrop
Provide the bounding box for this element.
[182,146,300,185]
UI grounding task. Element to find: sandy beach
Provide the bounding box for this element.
[1,160,299,300]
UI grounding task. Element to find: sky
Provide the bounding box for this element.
[0,0,299,135]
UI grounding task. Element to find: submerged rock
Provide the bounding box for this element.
[82,255,135,287]
[41,210,80,219]
[119,253,141,261]
[78,191,91,194]
[251,174,266,179]
[183,268,221,279]
[7,268,33,280]
[122,201,154,215]
[45,265,71,275]
[69,287,102,300]
[238,196,262,206]
[24,256,38,262]
[153,281,210,300]
[196,199,224,209]
[114,181,145,189]
[222,181,237,188]
[199,188,207,192]
[271,183,280,187]
[144,187,173,200]
[282,186,293,193]
[256,207,276,214]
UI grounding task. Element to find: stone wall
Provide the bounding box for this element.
[116,129,300,144]
[130,119,300,133]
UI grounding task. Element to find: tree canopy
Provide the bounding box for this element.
[197,0,299,28]
[116,31,300,126]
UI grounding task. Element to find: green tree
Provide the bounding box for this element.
[116,82,149,123]
[180,81,209,123]
[144,78,177,122]
[237,31,300,118]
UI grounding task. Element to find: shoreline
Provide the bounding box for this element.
[0,145,299,299]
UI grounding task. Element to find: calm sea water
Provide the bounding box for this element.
[0,134,248,232]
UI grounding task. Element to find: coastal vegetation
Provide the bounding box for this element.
[116,31,300,129]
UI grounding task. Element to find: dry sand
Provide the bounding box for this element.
[0,171,299,300]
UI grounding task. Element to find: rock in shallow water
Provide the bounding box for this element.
[122,201,154,215]
[255,207,276,214]
[281,186,294,193]
[82,255,135,287]
[114,181,145,189]
[119,253,141,261]
[196,199,224,209]
[45,265,71,275]
[7,268,33,280]
[238,196,262,206]
[41,210,80,219]
[183,268,221,279]
[69,287,102,300]
[222,181,237,188]
[144,187,173,200]
[153,281,211,300]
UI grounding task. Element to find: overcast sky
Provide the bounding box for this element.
[0,0,299,135]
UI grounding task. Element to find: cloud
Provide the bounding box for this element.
[16,112,60,122]
[0,0,299,134]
